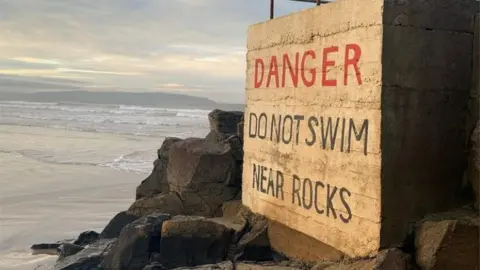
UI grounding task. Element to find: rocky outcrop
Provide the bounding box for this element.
[158,216,233,269]
[136,137,182,200]
[73,230,99,246]
[127,192,184,217]
[31,242,65,256]
[103,213,171,270]
[415,207,479,270]
[31,230,98,257]
[167,138,239,217]
[45,108,480,270]
[54,239,116,270]
[57,243,84,261]
[100,211,140,239]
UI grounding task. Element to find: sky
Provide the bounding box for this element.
[0,0,314,103]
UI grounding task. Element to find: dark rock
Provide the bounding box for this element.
[158,216,233,269]
[103,213,171,270]
[415,207,479,270]
[143,262,168,270]
[167,138,239,216]
[127,193,184,217]
[205,133,243,162]
[374,248,414,270]
[54,239,116,270]
[171,261,234,269]
[237,118,244,142]
[208,109,244,134]
[100,211,140,239]
[73,230,100,246]
[219,201,272,262]
[157,137,183,160]
[136,137,182,200]
[218,200,248,218]
[57,243,84,261]
[236,214,271,262]
[31,243,63,256]
[204,133,243,186]
[236,261,303,270]
[224,135,243,162]
[205,131,231,144]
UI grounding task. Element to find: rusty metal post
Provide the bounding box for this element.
[270,0,274,19]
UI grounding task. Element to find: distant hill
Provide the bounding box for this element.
[0,91,245,111]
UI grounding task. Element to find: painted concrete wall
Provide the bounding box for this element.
[242,0,477,258]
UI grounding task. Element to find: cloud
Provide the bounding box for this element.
[0,0,313,103]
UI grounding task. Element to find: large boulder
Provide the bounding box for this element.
[167,138,239,216]
[267,220,344,263]
[54,239,116,270]
[136,137,182,200]
[207,110,244,135]
[100,211,140,239]
[103,213,171,270]
[158,216,233,269]
[415,207,479,270]
[127,193,184,217]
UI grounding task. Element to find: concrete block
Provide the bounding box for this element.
[383,0,478,32]
[242,0,477,259]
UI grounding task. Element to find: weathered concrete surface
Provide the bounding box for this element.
[414,207,479,270]
[267,220,344,263]
[242,0,478,258]
[379,20,475,247]
[467,14,480,208]
[244,0,384,257]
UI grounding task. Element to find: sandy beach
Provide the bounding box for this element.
[0,125,156,269]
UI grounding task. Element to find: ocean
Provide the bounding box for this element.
[0,101,211,269]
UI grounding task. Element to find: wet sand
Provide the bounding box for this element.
[0,125,152,269]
